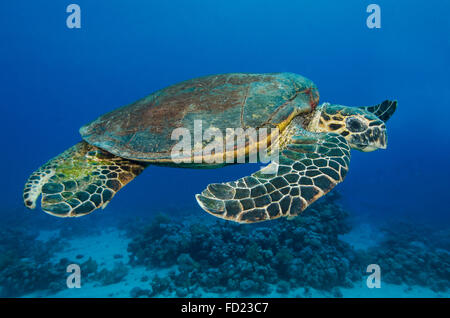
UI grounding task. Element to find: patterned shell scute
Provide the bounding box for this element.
[79,72,317,161]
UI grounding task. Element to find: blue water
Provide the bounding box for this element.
[0,1,449,297]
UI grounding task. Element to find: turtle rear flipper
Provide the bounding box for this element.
[23,141,147,217]
[196,128,351,223]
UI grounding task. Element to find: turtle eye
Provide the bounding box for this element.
[345,117,367,132]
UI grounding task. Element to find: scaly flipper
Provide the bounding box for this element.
[196,128,351,223]
[359,100,397,122]
[23,141,147,217]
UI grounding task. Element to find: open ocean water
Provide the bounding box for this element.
[0,1,448,298]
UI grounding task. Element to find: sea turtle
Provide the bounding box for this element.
[23,73,397,223]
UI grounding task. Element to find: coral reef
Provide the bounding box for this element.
[365,222,450,292]
[1,192,448,298]
[126,194,449,297]
[127,192,364,296]
[0,227,65,297]
[95,262,129,286]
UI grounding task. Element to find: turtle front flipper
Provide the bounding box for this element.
[196,129,351,223]
[23,141,147,217]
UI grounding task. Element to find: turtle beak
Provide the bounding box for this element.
[351,128,387,152]
[378,130,387,149]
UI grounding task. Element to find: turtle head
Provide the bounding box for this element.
[310,103,388,152]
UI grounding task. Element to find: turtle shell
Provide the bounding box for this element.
[79,72,319,161]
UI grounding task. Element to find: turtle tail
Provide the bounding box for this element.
[23,141,148,217]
